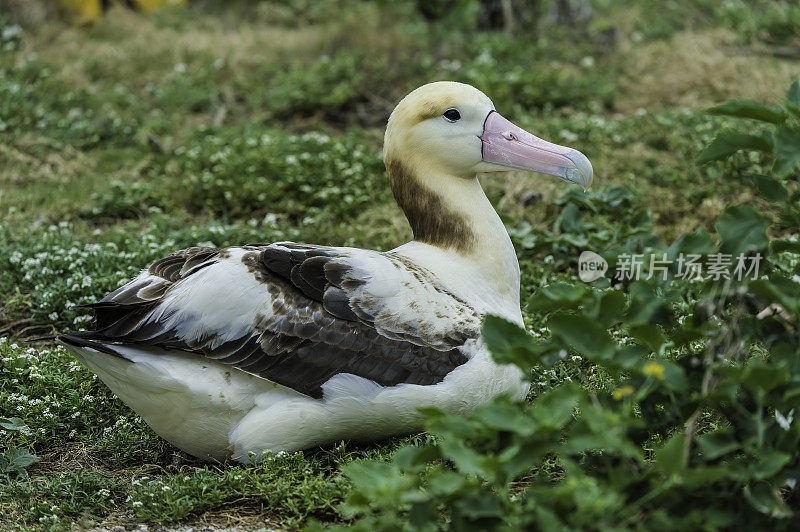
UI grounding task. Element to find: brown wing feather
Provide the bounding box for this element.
[70,243,473,398]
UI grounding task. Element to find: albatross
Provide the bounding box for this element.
[57,81,593,462]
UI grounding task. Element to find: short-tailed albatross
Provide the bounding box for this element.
[57,81,593,462]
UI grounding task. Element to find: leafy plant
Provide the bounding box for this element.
[0,416,37,478]
[699,78,800,231]
[0,448,37,478]
[334,80,800,531]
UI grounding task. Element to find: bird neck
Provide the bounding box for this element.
[386,156,521,311]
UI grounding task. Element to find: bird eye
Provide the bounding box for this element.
[443,108,461,122]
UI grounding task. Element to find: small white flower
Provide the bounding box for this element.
[776,409,795,431]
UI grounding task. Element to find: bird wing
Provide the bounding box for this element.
[67,242,480,398]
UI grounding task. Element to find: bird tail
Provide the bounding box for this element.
[56,333,133,360]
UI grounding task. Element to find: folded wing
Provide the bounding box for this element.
[64,243,481,398]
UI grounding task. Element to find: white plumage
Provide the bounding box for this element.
[58,81,592,462]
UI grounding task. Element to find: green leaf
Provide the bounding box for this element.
[526,283,588,313]
[471,401,538,436]
[530,383,582,430]
[750,451,792,480]
[555,202,583,233]
[715,204,770,256]
[655,432,687,476]
[697,129,772,164]
[773,126,800,177]
[785,78,800,118]
[742,361,789,394]
[626,282,672,327]
[697,430,740,460]
[661,361,689,393]
[597,290,627,327]
[707,100,787,123]
[426,471,467,496]
[438,439,488,476]
[427,415,478,440]
[455,495,505,520]
[668,228,715,259]
[745,482,793,518]
[753,174,787,203]
[0,417,28,431]
[393,444,439,470]
[0,448,38,475]
[749,275,800,316]
[482,314,527,350]
[547,312,615,360]
[629,324,666,352]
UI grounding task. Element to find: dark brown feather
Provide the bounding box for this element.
[68,243,474,399]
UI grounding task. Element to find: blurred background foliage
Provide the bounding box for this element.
[0,0,799,529]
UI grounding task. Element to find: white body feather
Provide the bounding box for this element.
[63,243,528,462]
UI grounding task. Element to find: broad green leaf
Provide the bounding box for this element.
[626,282,672,327]
[527,282,588,313]
[565,407,643,460]
[655,432,687,476]
[697,430,740,460]
[455,496,505,520]
[753,174,787,203]
[547,312,615,360]
[679,465,731,489]
[745,482,792,518]
[555,202,583,233]
[785,78,800,118]
[426,415,478,440]
[742,361,789,394]
[707,100,787,123]
[426,471,467,496]
[668,229,715,259]
[471,401,538,435]
[773,126,800,177]
[499,440,548,480]
[661,361,689,393]
[629,324,666,352]
[750,451,792,480]
[715,204,769,256]
[749,275,800,315]
[530,383,582,430]
[0,448,37,474]
[393,444,440,470]
[597,289,626,327]
[341,460,397,491]
[697,129,772,164]
[614,345,650,370]
[0,417,28,431]
[534,507,564,531]
[438,439,488,476]
[482,314,530,355]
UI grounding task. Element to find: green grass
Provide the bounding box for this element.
[1,0,798,529]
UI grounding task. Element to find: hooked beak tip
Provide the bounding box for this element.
[564,149,593,190]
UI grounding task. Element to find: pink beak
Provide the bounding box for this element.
[481,111,593,189]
